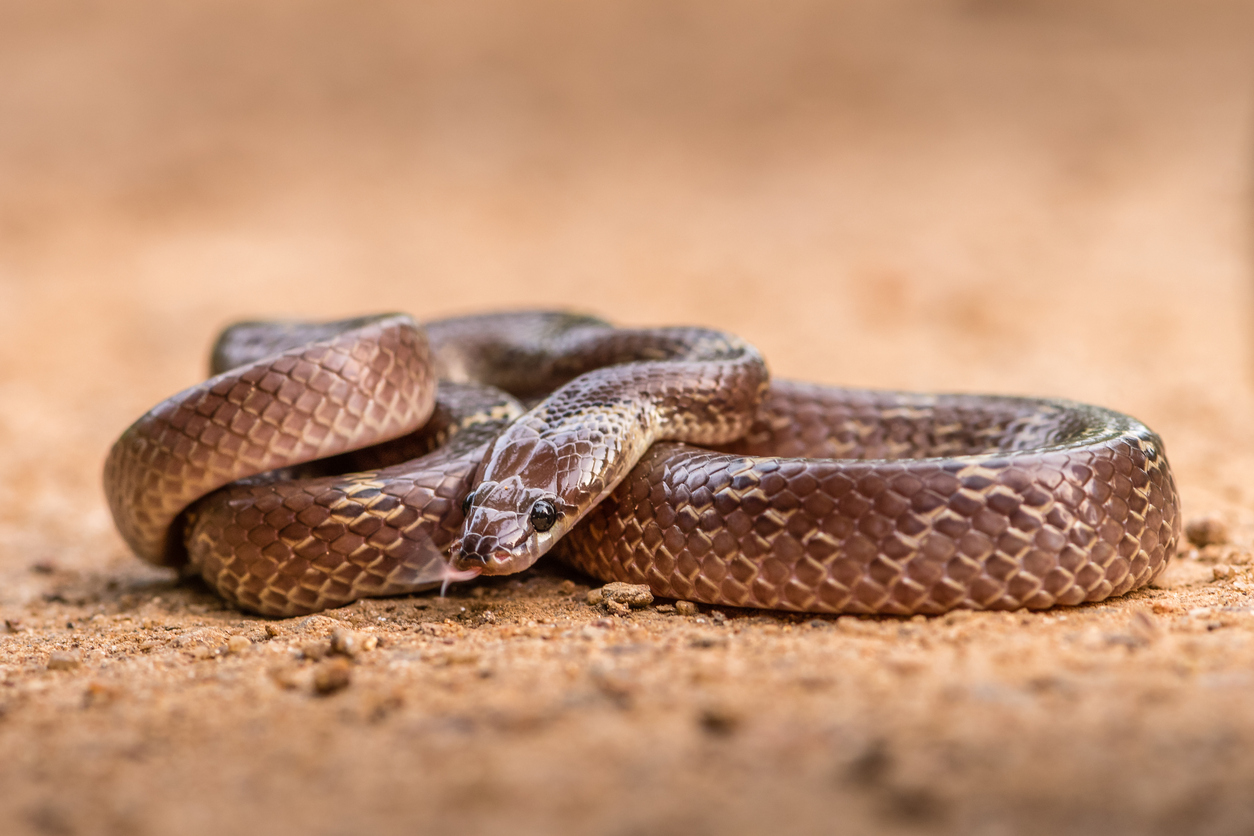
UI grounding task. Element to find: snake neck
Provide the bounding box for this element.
[452,328,767,576]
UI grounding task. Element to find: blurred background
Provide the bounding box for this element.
[1,0,1253,567]
[3,4,1254,834]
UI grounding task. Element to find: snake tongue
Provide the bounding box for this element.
[438,562,482,597]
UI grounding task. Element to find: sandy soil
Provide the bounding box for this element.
[2,2,1254,834]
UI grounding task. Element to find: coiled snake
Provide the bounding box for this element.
[103,312,1180,617]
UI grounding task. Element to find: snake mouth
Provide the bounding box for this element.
[451,536,515,575]
[455,551,513,575]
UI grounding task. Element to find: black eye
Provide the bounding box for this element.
[529,499,558,532]
[461,490,475,517]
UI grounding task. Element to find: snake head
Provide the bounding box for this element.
[453,476,572,575]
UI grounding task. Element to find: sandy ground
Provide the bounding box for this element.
[3,2,1254,834]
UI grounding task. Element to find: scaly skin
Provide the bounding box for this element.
[454,327,769,577]
[558,382,1180,614]
[104,313,1181,617]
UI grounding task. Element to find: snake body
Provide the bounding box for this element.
[103,312,1180,617]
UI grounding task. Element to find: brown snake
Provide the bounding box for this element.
[103,312,1180,617]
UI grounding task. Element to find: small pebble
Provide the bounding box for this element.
[47,651,81,671]
[689,634,728,649]
[698,705,741,736]
[1187,516,1229,548]
[557,580,578,595]
[1213,565,1234,581]
[269,666,301,691]
[312,659,353,695]
[226,635,252,654]
[330,628,360,658]
[675,601,699,616]
[587,582,654,609]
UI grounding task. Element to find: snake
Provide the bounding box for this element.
[103,312,1181,617]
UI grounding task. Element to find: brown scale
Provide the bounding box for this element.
[183,382,523,615]
[103,314,436,566]
[558,381,1180,614]
[453,326,768,577]
[105,313,1181,617]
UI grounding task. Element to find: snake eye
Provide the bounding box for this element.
[461,490,475,517]
[529,499,558,533]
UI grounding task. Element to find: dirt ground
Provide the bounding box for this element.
[3,2,1254,834]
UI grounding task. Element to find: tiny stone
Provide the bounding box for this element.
[601,583,653,607]
[689,634,728,649]
[264,624,283,638]
[1213,565,1234,581]
[709,611,728,626]
[3,619,22,634]
[269,666,301,691]
[655,604,676,614]
[557,580,577,595]
[698,705,741,736]
[300,641,330,661]
[226,635,252,654]
[312,659,353,695]
[585,589,605,606]
[479,611,497,625]
[1187,516,1229,548]
[361,635,379,652]
[330,628,360,658]
[47,651,81,671]
[675,601,699,616]
[847,740,892,786]
[606,599,630,617]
